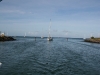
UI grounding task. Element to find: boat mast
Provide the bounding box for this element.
[24,32,26,37]
[49,19,51,37]
[41,28,44,38]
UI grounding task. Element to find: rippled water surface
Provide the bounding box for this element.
[0,37,100,75]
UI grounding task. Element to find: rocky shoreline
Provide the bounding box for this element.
[84,38,100,43]
[0,36,16,41]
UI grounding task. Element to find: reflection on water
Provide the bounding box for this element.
[0,37,100,75]
[0,62,2,66]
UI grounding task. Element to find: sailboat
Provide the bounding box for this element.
[41,36,44,39]
[41,28,44,39]
[83,34,86,39]
[24,33,26,37]
[47,19,53,41]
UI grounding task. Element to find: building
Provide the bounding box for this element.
[1,33,5,36]
[0,31,6,37]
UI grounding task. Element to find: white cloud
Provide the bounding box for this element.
[0,9,25,14]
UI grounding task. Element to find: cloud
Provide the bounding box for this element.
[0,9,25,14]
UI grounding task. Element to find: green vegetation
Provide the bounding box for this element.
[91,36,94,39]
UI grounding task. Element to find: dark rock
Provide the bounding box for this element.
[0,36,16,41]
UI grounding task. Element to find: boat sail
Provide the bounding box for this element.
[41,28,44,39]
[47,19,53,41]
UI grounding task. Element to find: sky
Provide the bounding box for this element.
[0,0,100,38]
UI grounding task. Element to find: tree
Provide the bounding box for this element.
[91,36,94,39]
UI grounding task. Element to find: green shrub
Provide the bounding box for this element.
[91,36,94,39]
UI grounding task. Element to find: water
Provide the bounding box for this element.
[0,37,100,75]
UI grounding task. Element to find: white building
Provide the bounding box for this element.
[0,33,5,37]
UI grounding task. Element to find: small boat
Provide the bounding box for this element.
[47,37,53,41]
[41,36,44,39]
[41,28,44,39]
[24,33,26,37]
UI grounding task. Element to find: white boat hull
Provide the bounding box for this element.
[47,37,53,41]
[0,62,2,66]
